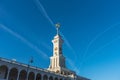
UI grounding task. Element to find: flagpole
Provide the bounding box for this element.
[26,56,33,80]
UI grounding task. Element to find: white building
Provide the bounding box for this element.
[0,24,90,80]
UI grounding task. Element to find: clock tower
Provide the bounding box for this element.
[48,23,66,73]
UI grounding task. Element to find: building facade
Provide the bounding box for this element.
[0,24,90,80]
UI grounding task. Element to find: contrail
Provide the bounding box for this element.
[66,58,80,74]
[60,32,78,61]
[34,0,79,71]
[0,24,49,59]
[0,24,79,70]
[60,32,80,72]
[31,0,120,72]
[34,0,54,26]
[81,23,120,63]
[79,23,120,70]
[91,36,120,58]
[80,35,120,69]
[41,42,52,52]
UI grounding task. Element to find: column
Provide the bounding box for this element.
[26,72,29,80]
[47,75,50,80]
[6,69,10,80]
[54,58,55,68]
[56,58,57,67]
[51,59,53,68]
[34,74,36,80]
[41,74,43,80]
[17,70,20,80]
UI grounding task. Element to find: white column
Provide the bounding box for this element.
[47,75,50,80]
[26,71,29,80]
[55,58,56,68]
[6,68,10,80]
[41,74,43,80]
[51,59,53,68]
[54,58,55,68]
[50,59,53,68]
[17,70,20,80]
[56,58,57,67]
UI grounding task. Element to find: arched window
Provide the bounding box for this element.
[55,77,58,80]
[0,65,8,79]
[28,72,35,80]
[8,68,18,80]
[18,70,27,80]
[49,76,53,80]
[43,75,48,80]
[36,73,41,80]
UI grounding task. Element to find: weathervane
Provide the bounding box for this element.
[55,23,61,35]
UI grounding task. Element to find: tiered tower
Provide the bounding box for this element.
[48,23,65,72]
[48,23,75,76]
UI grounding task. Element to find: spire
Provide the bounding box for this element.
[48,23,66,72]
[55,23,61,35]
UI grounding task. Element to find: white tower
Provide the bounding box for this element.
[48,23,76,77]
[48,23,66,73]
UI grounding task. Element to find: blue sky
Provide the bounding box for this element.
[0,0,120,80]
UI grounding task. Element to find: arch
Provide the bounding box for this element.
[55,77,58,80]
[49,76,53,80]
[8,68,18,80]
[28,72,35,80]
[43,75,48,80]
[18,70,27,80]
[36,73,41,80]
[0,65,8,79]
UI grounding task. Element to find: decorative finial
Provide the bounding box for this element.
[55,23,61,35]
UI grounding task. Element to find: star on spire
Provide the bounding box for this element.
[55,23,61,35]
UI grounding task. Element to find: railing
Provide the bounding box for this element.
[0,57,67,77]
[0,57,44,71]
[0,57,41,69]
[0,57,77,79]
